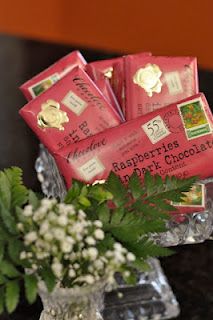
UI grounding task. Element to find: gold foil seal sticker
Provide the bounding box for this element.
[104,67,113,79]
[37,99,69,131]
[133,63,163,97]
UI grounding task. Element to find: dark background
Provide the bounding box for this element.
[0,34,212,320]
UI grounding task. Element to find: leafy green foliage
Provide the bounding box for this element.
[40,268,56,293]
[24,274,38,304]
[0,166,198,314]
[5,280,20,313]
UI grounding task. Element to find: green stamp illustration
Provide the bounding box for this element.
[177,98,211,140]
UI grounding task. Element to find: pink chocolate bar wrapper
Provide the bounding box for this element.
[85,57,122,81]
[20,51,87,101]
[111,52,152,117]
[95,77,125,121]
[54,93,213,191]
[19,67,122,154]
[125,55,199,120]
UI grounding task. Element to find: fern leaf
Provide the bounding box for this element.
[5,280,20,313]
[128,172,145,199]
[5,167,28,209]
[0,201,17,235]
[0,172,11,210]
[0,286,4,314]
[28,190,40,210]
[105,172,127,206]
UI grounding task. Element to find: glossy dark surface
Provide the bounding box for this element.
[0,33,212,320]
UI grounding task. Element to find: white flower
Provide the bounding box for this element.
[94,259,104,270]
[48,211,57,222]
[39,221,49,235]
[23,205,33,217]
[94,229,104,240]
[126,252,136,262]
[94,220,103,228]
[73,263,80,270]
[124,271,130,277]
[78,209,86,219]
[61,241,73,253]
[25,231,37,244]
[51,262,63,278]
[33,208,46,221]
[17,223,24,231]
[68,269,76,278]
[53,228,65,240]
[20,251,27,260]
[57,215,68,226]
[74,222,84,234]
[85,236,96,245]
[85,275,95,284]
[87,247,98,260]
[66,236,75,244]
[43,232,53,241]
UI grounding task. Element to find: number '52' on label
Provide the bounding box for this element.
[142,115,170,144]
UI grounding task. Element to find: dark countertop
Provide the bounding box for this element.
[0,34,212,320]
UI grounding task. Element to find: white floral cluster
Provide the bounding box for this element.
[19,199,135,286]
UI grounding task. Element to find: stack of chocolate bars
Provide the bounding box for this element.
[19,50,213,214]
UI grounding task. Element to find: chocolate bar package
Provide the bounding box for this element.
[125,55,199,120]
[85,57,122,81]
[20,51,87,101]
[19,67,122,153]
[111,52,152,117]
[54,93,213,190]
[95,77,125,121]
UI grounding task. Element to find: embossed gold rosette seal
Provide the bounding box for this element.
[37,99,69,131]
[133,64,163,97]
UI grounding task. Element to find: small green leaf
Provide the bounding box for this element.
[105,172,127,206]
[128,172,144,199]
[8,240,22,264]
[0,260,20,278]
[97,204,110,224]
[5,167,28,209]
[0,286,5,314]
[64,180,84,203]
[110,207,124,225]
[0,241,5,262]
[0,172,11,210]
[40,268,56,292]
[0,201,17,235]
[78,196,91,207]
[0,273,6,285]
[28,190,40,209]
[5,280,20,313]
[24,274,38,304]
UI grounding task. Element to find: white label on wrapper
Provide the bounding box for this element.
[62,91,88,115]
[78,157,105,181]
[142,115,170,144]
[164,72,183,95]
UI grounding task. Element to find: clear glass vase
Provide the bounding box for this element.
[38,282,105,320]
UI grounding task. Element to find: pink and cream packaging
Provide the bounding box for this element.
[125,55,199,120]
[20,51,87,101]
[54,93,213,194]
[19,67,122,154]
[85,57,122,81]
[95,77,125,121]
